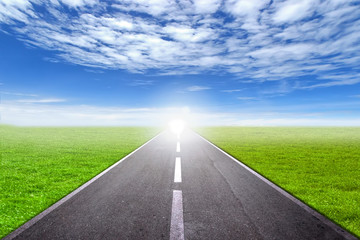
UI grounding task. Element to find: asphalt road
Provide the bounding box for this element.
[4,129,357,240]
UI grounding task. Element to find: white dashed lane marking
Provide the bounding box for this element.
[174,157,182,183]
[170,190,185,240]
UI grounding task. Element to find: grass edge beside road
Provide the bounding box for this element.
[196,127,360,238]
[0,126,160,238]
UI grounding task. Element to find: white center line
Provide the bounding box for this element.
[174,157,182,183]
[176,142,180,152]
[170,190,185,240]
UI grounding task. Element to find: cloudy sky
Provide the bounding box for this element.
[0,0,360,126]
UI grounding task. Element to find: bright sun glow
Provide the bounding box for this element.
[169,119,185,136]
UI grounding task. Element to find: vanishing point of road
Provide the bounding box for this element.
[4,129,357,240]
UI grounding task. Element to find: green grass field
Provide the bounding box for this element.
[0,125,159,238]
[197,127,360,237]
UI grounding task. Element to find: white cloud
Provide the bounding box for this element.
[302,79,360,89]
[300,72,360,89]
[273,0,318,24]
[107,18,133,31]
[0,102,200,126]
[237,97,256,100]
[114,0,176,16]
[187,85,211,91]
[193,0,221,14]
[0,0,34,24]
[0,91,38,97]
[0,0,359,90]
[226,0,270,17]
[235,118,360,126]
[16,98,66,103]
[59,0,97,8]
[128,80,154,86]
[221,89,244,93]
[2,102,360,126]
[164,24,215,43]
[247,43,314,62]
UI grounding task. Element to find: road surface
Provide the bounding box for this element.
[4,129,357,240]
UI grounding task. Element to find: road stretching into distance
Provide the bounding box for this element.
[3,129,357,240]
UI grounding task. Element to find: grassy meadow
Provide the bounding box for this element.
[0,125,159,238]
[197,127,360,237]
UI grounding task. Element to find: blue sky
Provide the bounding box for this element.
[0,0,360,126]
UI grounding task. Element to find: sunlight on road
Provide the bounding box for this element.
[169,119,186,137]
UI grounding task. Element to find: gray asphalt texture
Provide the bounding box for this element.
[5,129,357,240]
